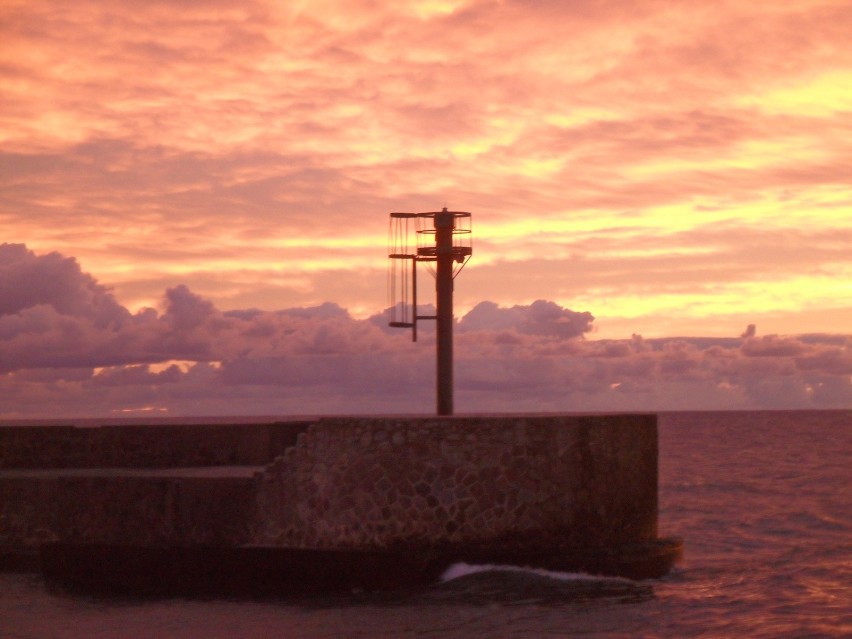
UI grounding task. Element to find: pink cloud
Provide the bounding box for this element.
[1,0,851,402]
[1,244,849,418]
[458,300,594,338]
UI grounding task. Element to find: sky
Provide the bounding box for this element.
[1,0,850,418]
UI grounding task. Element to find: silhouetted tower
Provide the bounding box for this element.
[388,209,472,415]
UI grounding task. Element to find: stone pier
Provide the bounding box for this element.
[0,415,681,594]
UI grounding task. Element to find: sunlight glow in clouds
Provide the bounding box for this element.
[1,240,848,418]
[742,70,852,116]
[0,0,850,415]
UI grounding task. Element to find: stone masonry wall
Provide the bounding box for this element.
[253,414,658,552]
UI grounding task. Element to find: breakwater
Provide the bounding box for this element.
[0,422,309,564]
[0,415,680,593]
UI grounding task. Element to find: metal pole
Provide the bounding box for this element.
[435,209,454,415]
[411,255,418,342]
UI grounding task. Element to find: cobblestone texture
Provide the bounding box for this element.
[252,415,658,552]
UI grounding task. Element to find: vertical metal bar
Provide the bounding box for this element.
[412,255,418,342]
[435,208,454,415]
[401,218,407,324]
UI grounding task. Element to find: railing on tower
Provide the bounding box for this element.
[387,208,472,415]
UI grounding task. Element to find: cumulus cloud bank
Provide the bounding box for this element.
[1,244,848,418]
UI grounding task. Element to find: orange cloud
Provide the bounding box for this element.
[0,0,849,342]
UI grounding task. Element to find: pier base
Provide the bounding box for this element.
[0,415,682,595]
[40,538,683,597]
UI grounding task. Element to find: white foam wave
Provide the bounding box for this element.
[440,562,634,584]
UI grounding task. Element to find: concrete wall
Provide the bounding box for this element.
[253,415,658,552]
[0,421,309,562]
[0,422,311,468]
[1,474,255,550]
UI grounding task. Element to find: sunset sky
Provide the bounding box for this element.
[1,0,850,418]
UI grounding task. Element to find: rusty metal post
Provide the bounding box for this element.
[434,209,455,415]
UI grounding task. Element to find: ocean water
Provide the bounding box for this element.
[2,410,850,638]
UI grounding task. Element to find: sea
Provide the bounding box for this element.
[2,410,850,638]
